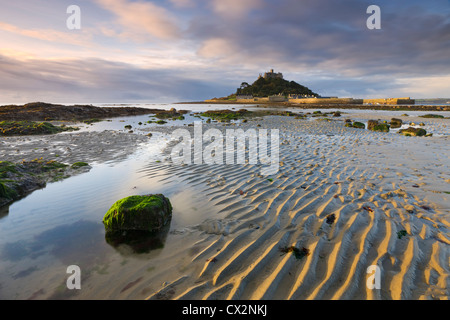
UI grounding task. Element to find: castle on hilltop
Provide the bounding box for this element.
[258,69,283,80]
[205,69,416,105]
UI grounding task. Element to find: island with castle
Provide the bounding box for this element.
[204,69,416,107]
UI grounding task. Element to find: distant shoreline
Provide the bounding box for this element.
[0,102,187,121]
[176,100,450,111]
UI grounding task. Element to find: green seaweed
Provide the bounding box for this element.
[102,194,172,232]
[398,127,427,137]
[345,121,365,129]
[0,161,19,178]
[371,124,390,132]
[83,118,102,124]
[200,109,252,121]
[0,181,18,199]
[71,162,89,169]
[0,121,78,136]
[42,160,68,171]
[280,246,310,260]
[397,230,408,239]
[419,114,444,119]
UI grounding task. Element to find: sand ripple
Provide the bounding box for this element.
[143,117,449,300]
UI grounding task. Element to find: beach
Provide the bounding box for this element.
[0,107,449,300]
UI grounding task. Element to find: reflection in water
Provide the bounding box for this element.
[105,223,171,255]
[1,220,107,266]
[0,205,9,219]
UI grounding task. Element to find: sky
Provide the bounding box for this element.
[0,0,449,104]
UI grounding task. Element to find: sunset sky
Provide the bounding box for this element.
[1,0,449,104]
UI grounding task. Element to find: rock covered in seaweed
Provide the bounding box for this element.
[0,159,91,207]
[367,120,379,131]
[389,118,402,129]
[398,127,427,137]
[103,194,173,253]
[103,194,172,233]
[345,121,365,129]
[372,123,390,132]
[368,120,390,132]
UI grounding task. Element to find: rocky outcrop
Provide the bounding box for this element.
[103,194,172,233]
[0,102,188,121]
[398,127,427,136]
[367,120,379,131]
[0,160,91,207]
[103,194,173,253]
[389,118,403,129]
[368,120,390,132]
[345,121,365,129]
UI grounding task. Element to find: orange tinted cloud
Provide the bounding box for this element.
[0,21,93,47]
[95,0,181,40]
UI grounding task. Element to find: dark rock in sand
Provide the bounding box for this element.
[0,160,90,207]
[103,194,172,233]
[389,118,403,129]
[367,120,379,131]
[398,127,427,137]
[103,194,173,253]
[352,122,365,129]
[368,120,390,132]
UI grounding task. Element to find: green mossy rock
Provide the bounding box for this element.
[371,123,390,132]
[71,162,89,169]
[419,114,444,119]
[367,120,379,131]
[0,121,78,136]
[352,122,365,129]
[103,194,172,233]
[398,127,427,137]
[0,182,18,200]
[389,118,402,129]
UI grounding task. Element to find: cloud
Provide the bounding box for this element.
[1,0,449,103]
[197,38,240,59]
[0,54,229,104]
[169,0,196,8]
[210,0,264,18]
[95,0,182,41]
[0,21,94,48]
[190,0,450,79]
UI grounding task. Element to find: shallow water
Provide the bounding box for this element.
[0,138,218,299]
[0,103,449,299]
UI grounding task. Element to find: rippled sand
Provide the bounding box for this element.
[135,115,449,300]
[1,114,449,300]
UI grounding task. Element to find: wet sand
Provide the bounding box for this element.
[1,113,449,300]
[0,130,150,165]
[139,116,449,300]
